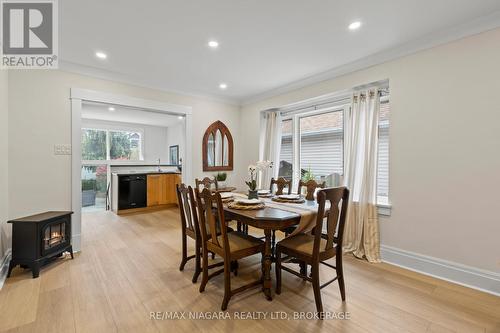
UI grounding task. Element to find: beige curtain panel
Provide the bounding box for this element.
[258,111,282,189]
[343,89,381,263]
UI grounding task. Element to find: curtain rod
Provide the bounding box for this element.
[263,79,389,116]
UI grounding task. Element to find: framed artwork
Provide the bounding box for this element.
[169,145,179,165]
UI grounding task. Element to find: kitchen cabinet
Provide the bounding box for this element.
[147,173,181,206]
[147,174,162,206]
[111,172,181,213]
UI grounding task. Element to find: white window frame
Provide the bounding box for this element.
[377,95,391,214]
[277,98,391,215]
[282,104,348,192]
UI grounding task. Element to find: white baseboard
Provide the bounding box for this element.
[0,249,12,290]
[381,245,500,296]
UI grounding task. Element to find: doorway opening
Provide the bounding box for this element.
[71,89,193,251]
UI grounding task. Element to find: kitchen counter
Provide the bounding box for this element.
[111,172,181,214]
[112,171,181,176]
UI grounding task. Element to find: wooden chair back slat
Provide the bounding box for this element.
[297,179,326,201]
[195,177,218,192]
[313,187,349,256]
[196,188,228,252]
[270,177,292,195]
[176,183,197,233]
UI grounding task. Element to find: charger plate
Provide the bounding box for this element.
[227,202,265,210]
[271,197,305,204]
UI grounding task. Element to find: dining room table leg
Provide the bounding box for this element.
[263,228,273,301]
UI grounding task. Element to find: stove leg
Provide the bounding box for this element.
[69,246,74,259]
[32,263,40,279]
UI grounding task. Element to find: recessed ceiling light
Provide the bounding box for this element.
[219,83,228,90]
[108,107,115,112]
[95,51,107,59]
[177,116,183,120]
[348,21,362,31]
[208,40,219,49]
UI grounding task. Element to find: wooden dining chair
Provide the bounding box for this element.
[195,177,218,192]
[176,183,203,282]
[297,179,326,201]
[176,183,222,283]
[283,179,328,245]
[275,187,350,314]
[270,177,292,195]
[196,188,265,310]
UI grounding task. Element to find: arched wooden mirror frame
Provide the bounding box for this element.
[202,120,234,171]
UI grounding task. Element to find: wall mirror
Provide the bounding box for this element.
[202,120,233,171]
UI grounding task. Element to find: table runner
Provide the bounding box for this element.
[230,193,328,236]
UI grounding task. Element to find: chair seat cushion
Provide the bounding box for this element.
[217,231,263,253]
[277,233,327,257]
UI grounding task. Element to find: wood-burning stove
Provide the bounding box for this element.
[7,211,74,278]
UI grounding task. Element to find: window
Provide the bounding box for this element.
[299,110,343,186]
[377,98,390,202]
[81,129,107,160]
[109,130,142,160]
[81,127,143,161]
[276,93,390,206]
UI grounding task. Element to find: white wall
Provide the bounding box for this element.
[240,28,500,273]
[166,123,184,164]
[0,70,8,261]
[7,70,242,222]
[81,118,170,163]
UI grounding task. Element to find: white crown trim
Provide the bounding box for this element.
[59,11,500,107]
[241,10,500,106]
[58,60,241,106]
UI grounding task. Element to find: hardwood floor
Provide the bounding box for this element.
[0,208,499,332]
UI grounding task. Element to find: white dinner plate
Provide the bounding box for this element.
[219,192,233,199]
[235,198,262,205]
[277,194,300,200]
[257,190,271,194]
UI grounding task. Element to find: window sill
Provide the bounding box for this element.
[377,196,392,216]
[377,203,392,216]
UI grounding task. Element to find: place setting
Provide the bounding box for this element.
[257,189,273,198]
[271,194,305,204]
[219,192,235,203]
[227,197,265,210]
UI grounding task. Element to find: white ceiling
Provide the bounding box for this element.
[60,1,500,103]
[81,102,183,127]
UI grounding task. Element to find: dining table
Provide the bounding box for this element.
[222,193,323,300]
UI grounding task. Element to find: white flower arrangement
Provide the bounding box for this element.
[256,160,273,169]
[246,161,273,191]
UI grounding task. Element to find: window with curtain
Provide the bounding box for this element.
[276,93,390,204]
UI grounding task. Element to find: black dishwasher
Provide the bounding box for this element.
[118,174,147,210]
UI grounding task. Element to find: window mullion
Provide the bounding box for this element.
[106,130,111,160]
[292,115,300,192]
